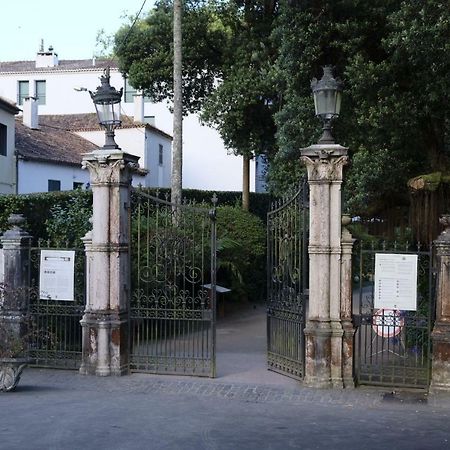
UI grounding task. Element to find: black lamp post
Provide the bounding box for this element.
[89,67,123,149]
[311,66,343,144]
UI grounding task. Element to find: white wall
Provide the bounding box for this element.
[75,127,171,188]
[0,108,17,194]
[0,66,256,192]
[17,159,89,194]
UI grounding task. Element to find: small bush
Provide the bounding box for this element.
[216,206,266,302]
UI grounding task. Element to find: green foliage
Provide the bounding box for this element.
[0,190,93,244]
[115,0,229,113]
[45,193,93,247]
[136,187,272,223]
[273,0,450,217]
[216,205,266,301]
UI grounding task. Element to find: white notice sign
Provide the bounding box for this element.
[39,250,75,301]
[374,253,418,311]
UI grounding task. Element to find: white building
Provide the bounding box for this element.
[0,45,258,192]
[0,96,19,194]
[15,96,171,194]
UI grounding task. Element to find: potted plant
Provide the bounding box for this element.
[0,285,32,392]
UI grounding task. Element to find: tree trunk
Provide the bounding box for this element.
[171,0,183,206]
[242,155,250,211]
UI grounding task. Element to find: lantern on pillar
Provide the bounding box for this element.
[311,66,343,144]
[89,67,123,149]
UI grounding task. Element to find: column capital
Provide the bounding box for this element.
[300,143,349,183]
[82,150,140,186]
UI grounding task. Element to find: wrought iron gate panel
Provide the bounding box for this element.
[28,244,85,369]
[130,190,217,377]
[267,179,309,380]
[354,242,436,389]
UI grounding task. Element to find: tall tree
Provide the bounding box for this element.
[201,1,279,210]
[270,0,450,217]
[172,0,183,206]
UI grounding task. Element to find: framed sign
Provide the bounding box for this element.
[39,250,75,301]
[374,253,418,311]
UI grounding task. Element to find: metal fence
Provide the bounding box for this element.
[28,242,85,369]
[353,241,436,389]
[267,179,309,380]
[129,189,217,377]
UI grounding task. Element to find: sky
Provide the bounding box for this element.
[0,0,155,62]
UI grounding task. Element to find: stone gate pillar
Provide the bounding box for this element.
[431,215,450,390]
[300,143,348,388]
[79,149,139,376]
[0,214,32,344]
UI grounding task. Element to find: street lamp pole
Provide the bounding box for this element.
[300,66,354,388]
[89,67,123,149]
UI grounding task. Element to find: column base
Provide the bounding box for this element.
[430,323,450,391]
[342,319,356,388]
[80,310,129,377]
[303,320,333,388]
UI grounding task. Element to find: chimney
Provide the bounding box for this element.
[23,97,39,130]
[134,91,145,123]
[36,40,59,68]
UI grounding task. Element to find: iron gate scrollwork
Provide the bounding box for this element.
[130,189,217,377]
[354,242,436,388]
[267,179,309,380]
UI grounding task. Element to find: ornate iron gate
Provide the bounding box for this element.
[28,243,85,369]
[267,179,309,380]
[354,242,436,388]
[130,189,217,377]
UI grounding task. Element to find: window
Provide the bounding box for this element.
[124,78,137,103]
[18,81,29,105]
[35,80,46,105]
[0,124,6,156]
[124,77,151,103]
[48,180,61,191]
[159,144,164,166]
[73,182,84,190]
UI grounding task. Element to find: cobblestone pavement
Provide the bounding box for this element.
[17,367,450,411]
[3,303,450,449]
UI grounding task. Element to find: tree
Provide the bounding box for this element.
[172,0,183,206]
[114,1,279,210]
[200,1,279,210]
[270,0,450,218]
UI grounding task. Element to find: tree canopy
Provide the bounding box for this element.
[114,0,450,217]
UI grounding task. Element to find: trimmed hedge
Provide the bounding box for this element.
[0,190,92,244]
[0,188,272,243]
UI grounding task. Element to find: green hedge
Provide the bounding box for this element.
[137,188,272,223]
[0,190,92,244]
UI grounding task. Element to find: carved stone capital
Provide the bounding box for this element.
[82,150,140,186]
[300,154,349,183]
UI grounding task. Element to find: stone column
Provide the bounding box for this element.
[340,215,356,388]
[431,215,450,390]
[0,214,32,347]
[300,143,348,388]
[79,149,139,376]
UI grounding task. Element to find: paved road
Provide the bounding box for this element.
[2,303,450,450]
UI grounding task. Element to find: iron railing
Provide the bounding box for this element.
[28,242,85,369]
[129,189,217,377]
[267,179,309,380]
[353,241,436,389]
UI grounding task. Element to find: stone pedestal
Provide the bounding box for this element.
[431,215,450,390]
[79,149,139,376]
[300,143,348,388]
[0,214,32,345]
